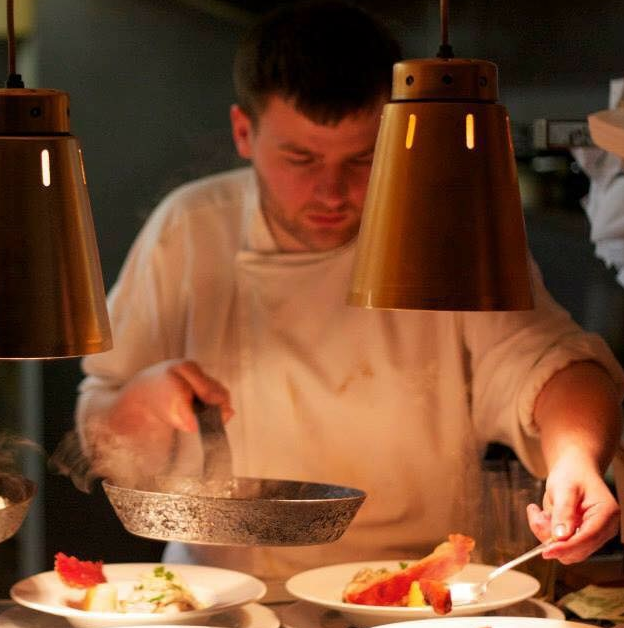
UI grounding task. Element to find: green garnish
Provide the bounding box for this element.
[399,561,408,569]
[149,594,165,603]
[153,566,165,577]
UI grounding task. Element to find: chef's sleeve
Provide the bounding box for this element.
[76,195,190,425]
[462,258,624,478]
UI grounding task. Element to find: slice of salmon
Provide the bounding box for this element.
[54,552,107,589]
[343,533,475,606]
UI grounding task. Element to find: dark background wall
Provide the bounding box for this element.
[36,0,246,572]
[1,0,624,594]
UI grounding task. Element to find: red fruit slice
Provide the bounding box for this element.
[54,552,107,588]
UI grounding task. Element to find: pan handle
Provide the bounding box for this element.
[193,401,234,480]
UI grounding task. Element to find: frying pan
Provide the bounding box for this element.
[103,475,366,546]
[102,405,366,546]
[0,473,36,543]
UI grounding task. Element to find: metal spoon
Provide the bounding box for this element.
[449,541,551,605]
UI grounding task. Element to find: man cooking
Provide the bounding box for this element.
[74,0,623,595]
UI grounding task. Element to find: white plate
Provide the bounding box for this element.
[10,563,267,628]
[0,602,279,628]
[371,618,586,628]
[285,562,540,627]
[278,599,564,628]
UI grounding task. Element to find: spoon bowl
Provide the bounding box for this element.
[449,541,551,605]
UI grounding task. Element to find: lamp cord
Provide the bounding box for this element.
[436,0,455,59]
[5,0,25,88]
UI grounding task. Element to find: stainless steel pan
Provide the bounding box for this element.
[102,475,366,546]
[102,404,366,545]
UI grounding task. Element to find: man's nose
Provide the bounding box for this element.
[314,166,348,208]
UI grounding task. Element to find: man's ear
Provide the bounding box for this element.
[230,104,253,159]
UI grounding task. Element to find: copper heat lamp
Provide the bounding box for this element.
[0,0,112,357]
[348,0,534,311]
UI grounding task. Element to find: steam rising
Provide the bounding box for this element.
[0,432,40,521]
[0,431,43,475]
[49,422,194,492]
[48,427,152,492]
[48,429,100,493]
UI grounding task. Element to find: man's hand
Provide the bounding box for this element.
[109,359,233,434]
[531,360,622,564]
[83,359,233,483]
[526,455,620,564]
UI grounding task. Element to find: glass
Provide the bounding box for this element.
[479,459,558,602]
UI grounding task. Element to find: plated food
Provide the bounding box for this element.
[285,547,539,627]
[54,554,207,614]
[343,534,475,614]
[10,561,267,628]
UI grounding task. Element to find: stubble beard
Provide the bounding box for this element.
[257,176,361,252]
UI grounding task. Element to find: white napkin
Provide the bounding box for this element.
[571,78,624,287]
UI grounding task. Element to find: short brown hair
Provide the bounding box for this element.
[233,1,402,125]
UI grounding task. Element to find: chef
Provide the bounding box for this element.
[74,1,623,596]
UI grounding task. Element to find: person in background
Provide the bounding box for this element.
[74,0,623,596]
[572,77,624,287]
[571,75,624,559]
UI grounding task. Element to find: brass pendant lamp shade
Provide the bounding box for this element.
[0,88,112,358]
[348,6,534,311]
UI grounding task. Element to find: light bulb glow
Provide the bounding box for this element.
[505,115,514,152]
[78,148,87,185]
[466,114,475,150]
[405,113,417,149]
[41,149,51,186]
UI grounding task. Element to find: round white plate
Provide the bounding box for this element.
[371,618,586,628]
[278,599,564,628]
[285,562,540,627]
[0,602,279,628]
[10,563,267,628]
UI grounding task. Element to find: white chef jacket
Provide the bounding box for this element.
[572,78,624,286]
[78,167,624,595]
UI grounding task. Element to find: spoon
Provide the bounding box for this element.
[448,541,551,605]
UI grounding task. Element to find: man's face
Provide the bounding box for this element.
[231,96,384,252]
